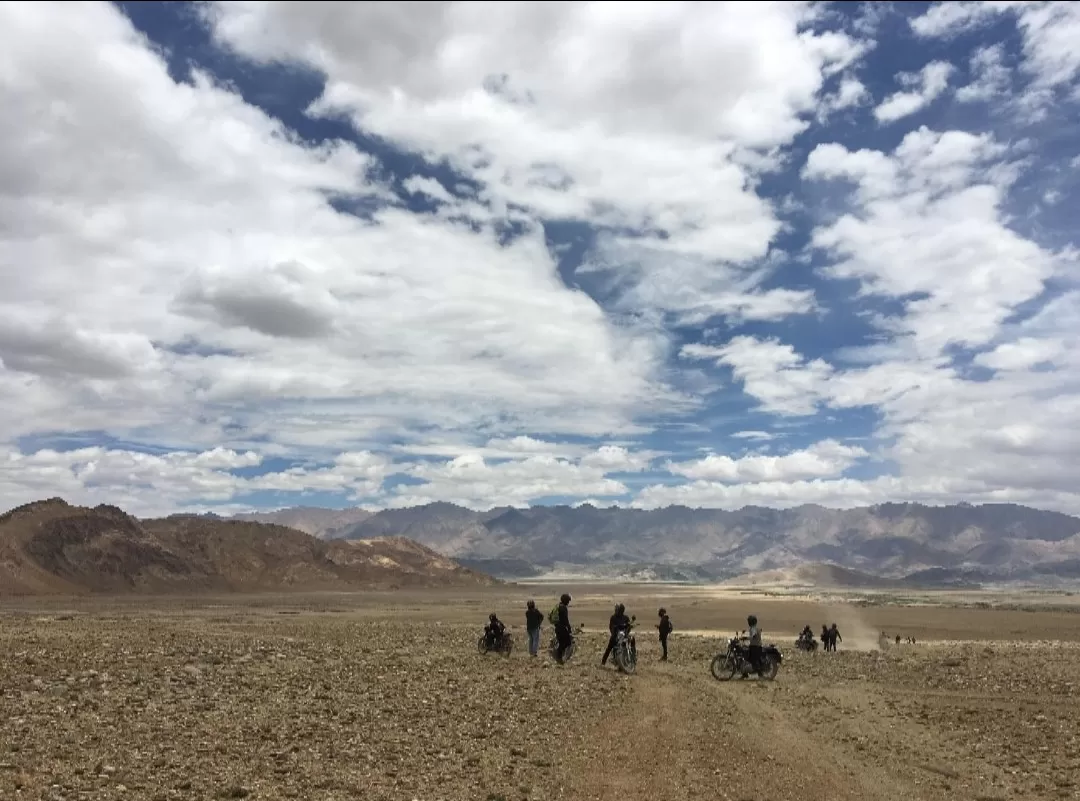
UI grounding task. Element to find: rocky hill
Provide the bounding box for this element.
[303,501,1080,585]
[231,506,373,538]
[0,499,495,596]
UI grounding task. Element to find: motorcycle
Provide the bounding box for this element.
[478,630,514,657]
[795,632,818,652]
[612,616,638,675]
[710,634,782,681]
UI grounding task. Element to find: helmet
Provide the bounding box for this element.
[526,600,535,609]
[615,603,625,615]
[489,613,497,622]
[658,607,667,616]
[747,614,758,626]
[560,593,571,605]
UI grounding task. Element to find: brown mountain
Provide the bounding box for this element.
[231,506,373,538]
[0,498,495,596]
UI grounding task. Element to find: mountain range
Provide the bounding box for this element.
[247,501,1080,586]
[0,499,494,596]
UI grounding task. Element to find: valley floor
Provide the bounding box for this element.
[1,588,1078,801]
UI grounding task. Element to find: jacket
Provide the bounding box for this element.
[526,607,544,631]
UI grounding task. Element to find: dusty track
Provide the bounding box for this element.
[2,591,1078,801]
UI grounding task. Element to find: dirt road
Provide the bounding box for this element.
[569,637,1078,801]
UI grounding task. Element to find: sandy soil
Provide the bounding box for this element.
[2,587,1078,801]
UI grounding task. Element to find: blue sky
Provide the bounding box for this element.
[1,1,1078,516]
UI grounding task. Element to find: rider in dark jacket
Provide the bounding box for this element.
[525,600,544,656]
[657,608,673,661]
[747,614,763,676]
[554,594,573,663]
[601,603,632,665]
[484,613,505,649]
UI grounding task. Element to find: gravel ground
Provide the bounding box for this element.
[2,596,1078,801]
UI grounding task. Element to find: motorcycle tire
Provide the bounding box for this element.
[617,646,637,675]
[502,636,513,657]
[759,654,780,680]
[477,636,489,654]
[710,653,736,681]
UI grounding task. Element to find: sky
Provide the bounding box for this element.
[1,1,1079,517]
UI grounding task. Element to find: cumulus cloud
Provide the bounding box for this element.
[204,1,870,325]
[0,445,390,516]
[956,44,1012,103]
[873,61,954,123]
[389,449,634,509]
[667,440,868,483]
[911,2,1080,93]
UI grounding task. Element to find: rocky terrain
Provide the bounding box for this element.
[1,589,1077,801]
[301,501,1080,584]
[0,499,493,596]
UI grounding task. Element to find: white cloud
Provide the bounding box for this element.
[819,76,869,118]
[667,440,867,483]
[0,445,391,516]
[390,449,633,509]
[956,44,1012,103]
[204,1,870,324]
[803,127,1056,355]
[911,2,1080,91]
[0,0,682,458]
[732,430,776,442]
[683,338,834,416]
[3,1,1080,519]
[873,61,954,123]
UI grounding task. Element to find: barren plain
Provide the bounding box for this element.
[2,586,1079,801]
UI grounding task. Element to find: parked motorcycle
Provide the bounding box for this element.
[613,616,638,674]
[478,631,514,657]
[710,634,782,681]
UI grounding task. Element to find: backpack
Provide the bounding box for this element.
[548,605,560,626]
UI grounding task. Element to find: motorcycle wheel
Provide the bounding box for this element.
[502,636,513,657]
[619,646,637,675]
[477,636,488,654]
[710,653,736,681]
[760,654,780,680]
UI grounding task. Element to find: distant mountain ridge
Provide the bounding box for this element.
[232,506,373,538]
[0,498,494,596]
[262,500,1080,585]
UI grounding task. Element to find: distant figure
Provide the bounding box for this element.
[554,593,573,663]
[828,623,842,652]
[821,623,830,650]
[525,600,544,657]
[878,631,889,650]
[746,614,764,676]
[484,613,505,649]
[601,603,632,666]
[657,608,673,661]
[895,634,901,646]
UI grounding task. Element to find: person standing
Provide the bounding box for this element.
[554,593,573,664]
[830,623,842,652]
[657,608,673,661]
[525,600,544,657]
[746,614,764,677]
